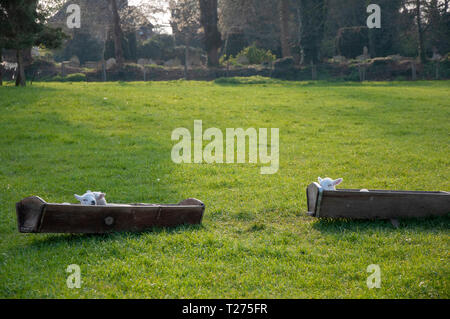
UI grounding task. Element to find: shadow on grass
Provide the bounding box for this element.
[0,83,63,91]
[24,224,205,247]
[312,215,450,233]
[2,90,203,252]
[213,77,446,88]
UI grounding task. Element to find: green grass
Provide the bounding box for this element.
[0,79,449,298]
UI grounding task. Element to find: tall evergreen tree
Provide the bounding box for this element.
[367,0,402,57]
[296,0,327,64]
[0,0,66,86]
[423,0,450,55]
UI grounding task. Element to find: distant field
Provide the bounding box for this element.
[0,79,449,298]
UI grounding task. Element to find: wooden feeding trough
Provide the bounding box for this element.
[16,196,205,234]
[306,182,450,219]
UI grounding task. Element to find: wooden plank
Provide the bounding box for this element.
[306,183,320,216]
[15,196,46,233]
[320,191,449,219]
[305,183,450,219]
[16,197,205,234]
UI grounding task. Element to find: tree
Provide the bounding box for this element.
[400,0,450,62]
[279,0,292,57]
[170,0,201,78]
[415,0,426,62]
[109,0,124,66]
[0,3,6,86]
[55,30,103,64]
[403,0,433,62]
[366,0,402,57]
[423,0,450,56]
[219,0,281,57]
[199,0,222,67]
[0,0,66,86]
[0,48,2,86]
[296,0,327,64]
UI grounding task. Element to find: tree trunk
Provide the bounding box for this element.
[223,32,229,57]
[15,49,26,87]
[61,62,66,77]
[101,33,107,81]
[0,48,3,86]
[311,61,317,80]
[279,0,291,57]
[416,0,426,63]
[296,6,303,63]
[368,29,376,58]
[109,0,124,66]
[199,0,222,67]
[411,61,417,81]
[224,33,230,76]
[184,39,189,80]
[102,59,107,81]
[207,49,219,68]
[435,62,439,80]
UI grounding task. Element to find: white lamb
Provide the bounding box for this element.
[87,190,107,205]
[74,190,107,205]
[74,192,97,205]
[318,177,343,190]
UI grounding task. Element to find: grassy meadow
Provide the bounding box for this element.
[0,78,449,298]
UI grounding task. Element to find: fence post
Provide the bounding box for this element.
[102,60,107,82]
[311,61,317,80]
[435,62,439,80]
[61,62,66,77]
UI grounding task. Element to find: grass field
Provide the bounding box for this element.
[0,79,449,298]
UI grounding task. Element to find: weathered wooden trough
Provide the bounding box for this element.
[16,196,205,234]
[306,182,450,219]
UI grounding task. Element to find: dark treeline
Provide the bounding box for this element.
[214,0,449,63]
[1,0,449,85]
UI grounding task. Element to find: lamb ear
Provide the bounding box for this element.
[318,177,323,183]
[74,194,82,201]
[333,178,343,186]
[98,193,105,200]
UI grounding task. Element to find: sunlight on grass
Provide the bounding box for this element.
[0,80,449,298]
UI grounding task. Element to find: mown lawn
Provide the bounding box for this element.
[0,79,449,298]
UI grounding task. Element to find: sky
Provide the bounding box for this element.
[129,0,172,34]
